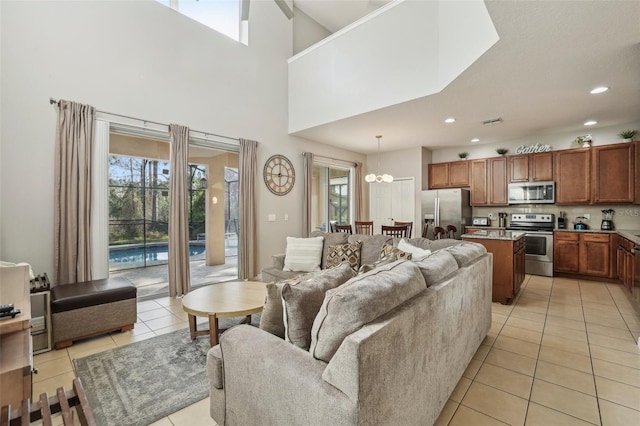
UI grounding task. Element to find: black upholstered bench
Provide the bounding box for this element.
[51,277,137,349]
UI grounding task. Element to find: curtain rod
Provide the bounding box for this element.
[312,154,357,168]
[49,98,240,142]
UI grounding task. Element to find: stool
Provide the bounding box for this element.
[51,277,137,349]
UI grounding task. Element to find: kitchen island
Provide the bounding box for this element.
[462,230,526,304]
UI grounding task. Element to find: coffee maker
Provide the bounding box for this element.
[557,211,567,229]
[601,209,615,230]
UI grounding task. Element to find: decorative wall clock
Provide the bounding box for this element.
[263,154,295,196]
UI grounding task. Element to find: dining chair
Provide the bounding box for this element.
[334,224,353,234]
[381,225,409,238]
[446,225,458,239]
[354,221,374,235]
[433,226,446,240]
[394,221,413,238]
[421,223,429,238]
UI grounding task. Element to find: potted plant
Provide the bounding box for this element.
[618,130,637,142]
[496,148,508,156]
[458,152,469,159]
[574,134,592,148]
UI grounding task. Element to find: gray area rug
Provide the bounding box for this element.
[74,315,259,426]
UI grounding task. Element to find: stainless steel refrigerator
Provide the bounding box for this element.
[421,188,472,239]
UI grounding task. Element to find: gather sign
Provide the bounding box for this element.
[514,143,552,155]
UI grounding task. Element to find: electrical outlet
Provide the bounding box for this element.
[284,214,289,221]
[583,213,590,220]
[268,214,276,222]
[488,213,494,220]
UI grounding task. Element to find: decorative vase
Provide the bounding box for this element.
[582,142,591,148]
[623,138,632,142]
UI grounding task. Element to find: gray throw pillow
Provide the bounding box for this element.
[444,242,487,267]
[281,263,355,350]
[412,250,459,286]
[309,260,427,362]
[310,231,349,269]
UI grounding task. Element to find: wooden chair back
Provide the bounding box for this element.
[334,224,353,234]
[354,221,374,235]
[394,221,413,237]
[422,223,429,238]
[381,225,409,238]
[446,225,458,239]
[433,226,446,240]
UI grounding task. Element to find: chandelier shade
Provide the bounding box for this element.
[365,135,393,183]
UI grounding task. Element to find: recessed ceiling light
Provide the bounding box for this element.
[471,138,480,143]
[590,86,608,94]
[584,120,598,126]
[444,118,456,123]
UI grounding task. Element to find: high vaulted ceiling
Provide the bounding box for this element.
[291,0,640,154]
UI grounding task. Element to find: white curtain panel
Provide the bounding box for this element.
[54,100,95,285]
[302,152,314,237]
[168,124,191,297]
[239,138,258,280]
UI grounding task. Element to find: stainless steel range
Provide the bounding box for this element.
[507,213,554,277]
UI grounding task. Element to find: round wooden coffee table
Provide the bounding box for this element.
[181,280,266,346]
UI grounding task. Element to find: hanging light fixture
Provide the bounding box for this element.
[365,135,393,183]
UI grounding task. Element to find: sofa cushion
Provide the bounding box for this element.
[283,236,324,272]
[380,243,412,261]
[397,239,432,261]
[281,263,355,350]
[412,250,459,286]
[309,260,427,362]
[326,241,362,273]
[348,234,393,265]
[309,231,350,269]
[444,242,487,267]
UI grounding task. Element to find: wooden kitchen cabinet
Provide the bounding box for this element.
[508,152,553,183]
[555,148,591,204]
[592,143,634,204]
[428,161,469,189]
[616,235,635,293]
[554,231,611,277]
[635,141,640,204]
[470,158,507,206]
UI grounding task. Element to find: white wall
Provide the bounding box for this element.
[0,0,365,279]
[292,6,331,55]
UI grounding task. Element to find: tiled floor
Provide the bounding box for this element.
[34,275,640,426]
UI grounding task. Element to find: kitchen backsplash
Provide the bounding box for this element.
[472,204,640,230]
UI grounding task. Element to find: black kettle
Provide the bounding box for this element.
[573,216,589,230]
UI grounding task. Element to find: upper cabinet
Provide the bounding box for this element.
[555,148,591,205]
[636,141,640,204]
[508,152,553,183]
[428,160,469,189]
[592,143,635,204]
[470,157,507,206]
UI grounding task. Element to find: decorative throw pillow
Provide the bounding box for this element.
[326,241,362,273]
[380,243,412,261]
[397,238,432,261]
[280,263,355,350]
[283,236,324,272]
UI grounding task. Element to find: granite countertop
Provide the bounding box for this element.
[554,228,640,245]
[461,230,526,241]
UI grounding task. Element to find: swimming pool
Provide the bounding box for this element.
[109,242,205,270]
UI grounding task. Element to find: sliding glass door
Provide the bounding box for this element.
[311,164,352,232]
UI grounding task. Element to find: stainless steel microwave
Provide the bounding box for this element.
[508,181,555,204]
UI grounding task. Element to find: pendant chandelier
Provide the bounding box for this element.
[365,135,394,183]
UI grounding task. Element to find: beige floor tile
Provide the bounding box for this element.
[541,333,590,357]
[499,325,542,345]
[138,307,174,322]
[145,314,185,331]
[587,323,635,340]
[582,300,618,312]
[153,296,184,308]
[450,377,472,403]
[33,348,69,364]
[534,360,596,396]
[148,417,174,426]
[544,315,586,332]
[167,397,217,426]
[592,358,640,389]
[66,335,116,357]
[460,382,527,425]
[434,400,459,426]
[595,376,640,411]
[474,363,533,399]
[463,358,483,380]
[585,315,629,330]
[509,308,547,323]
[111,329,157,346]
[530,379,600,424]
[492,312,509,324]
[547,306,584,321]
[590,345,640,370]
[449,405,508,426]
[584,310,625,324]
[525,402,595,426]
[494,335,540,359]
[589,333,639,354]
[154,322,189,336]
[485,347,537,376]
[32,371,76,399]
[489,321,505,335]
[473,344,492,362]
[543,324,588,343]
[136,299,163,313]
[598,399,640,426]
[538,346,593,374]
[33,356,73,382]
[505,316,545,333]
[70,340,118,361]
[172,310,190,321]
[127,321,153,335]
